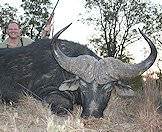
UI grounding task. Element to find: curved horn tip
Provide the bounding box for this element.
[138,28,143,34]
[138,28,149,40]
[53,23,72,39]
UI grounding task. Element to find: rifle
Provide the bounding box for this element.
[38,0,60,39]
[44,0,60,28]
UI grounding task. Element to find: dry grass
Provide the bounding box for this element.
[135,75,162,132]
[0,73,161,132]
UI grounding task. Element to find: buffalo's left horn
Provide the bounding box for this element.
[135,29,157,72]
[102,29,157,79]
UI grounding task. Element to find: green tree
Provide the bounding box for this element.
[0,3,18,41]
[82,0,162,62]
[20,0,53,39]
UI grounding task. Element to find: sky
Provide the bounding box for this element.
[1,0,162,69]
[1,0,162,43]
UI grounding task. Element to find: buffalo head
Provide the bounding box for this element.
[51,24,157,118]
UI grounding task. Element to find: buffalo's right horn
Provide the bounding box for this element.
[50,23,76,74]
[51,24,98,83]
[51,23,72,44]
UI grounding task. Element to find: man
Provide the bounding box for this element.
[1,21,51,48]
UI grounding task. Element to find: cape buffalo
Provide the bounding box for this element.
[0,23,157,118]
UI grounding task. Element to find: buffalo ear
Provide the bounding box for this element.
[59,78,80,91]
[114,81,135,97]
[115,86,135,97]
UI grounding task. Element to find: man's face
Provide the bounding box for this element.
[7,23,21,39]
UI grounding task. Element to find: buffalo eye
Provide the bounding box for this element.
[80,80,87,87]
[102,83,113,92]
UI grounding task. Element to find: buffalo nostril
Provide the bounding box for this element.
[81,113,89,119]
[93,113,103,118]
[81,111,103,118]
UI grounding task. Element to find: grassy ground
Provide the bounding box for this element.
[0,74,161,132]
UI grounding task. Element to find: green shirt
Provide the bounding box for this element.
[0,36,34,48]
